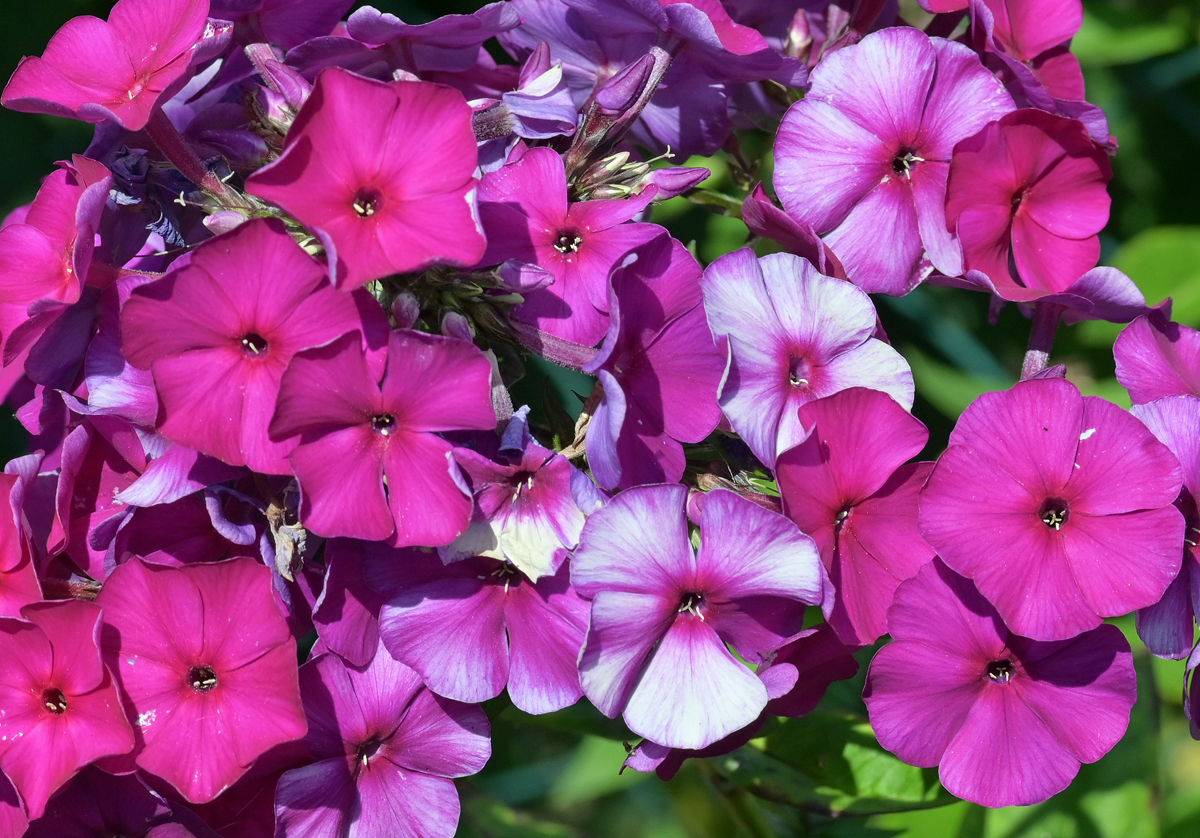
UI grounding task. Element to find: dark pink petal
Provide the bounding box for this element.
[1132,395,1200,498]
[300,654,370,756]
[1011,212,1100,293]
[274,759,355,838]
[1137,564,1196,660]
[504,567,589,714]
[270,332,381,440]
[381,432,473,548]
[292,426,392,541]
[22,601,105,694]
[918,37,1015,160]
[354,764,461,838]
[765,625,861,718]
[380,331,494,432]
[314,540,387,668]
[1115,316,1200,404]
[988,0,1082,62]
[823,177,924,294]
[886,559,1008,659]
[622,615,767,750]
[386,689,490,778]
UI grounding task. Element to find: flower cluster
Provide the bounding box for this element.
[0,0,1187,830]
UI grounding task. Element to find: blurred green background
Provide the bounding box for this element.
[5,0,1200,835]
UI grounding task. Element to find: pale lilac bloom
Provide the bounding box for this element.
[1,0,208,130]
[701,249,913,469]
[1115,314,1200,405]
[865,559,1136,808]
[774,28,1014,294]
[0,601,133,819]
[247,68,486,290]
[920,378,1185,641]
[270,329,495,545]
[777,388,934,646]
[97,558,308,803]
[274,642,490,838]
[372,545,589,714]
[584,234,724,490]
[1131,396,1200,659]
[573,485,823,749]
[445,406,601,581]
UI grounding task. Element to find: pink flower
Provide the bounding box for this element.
[97,557,308,803]
[121,218,385,475]
[946,109,1111,298]
[1,0,209,130]
[269,329,496,545]
[247,67,486,290]
[919,378,1184,640]
[0,601,134,819]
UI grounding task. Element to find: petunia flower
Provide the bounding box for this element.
[700,249,913,469]
[1131,395,1200,659]
[0,601,134,819]
[777,388,934,646]
[1,0,208,131]
[773,27,1014,294]
[122,218,385,475]
[476,146,661,345]
[269,329,496,545]
[372,546,590,714]
[247,67,486,290]
[274,642,490,838]
[919,377,1184,641]
[945,109,1111,298]
[583,233,724,490]
[97,557,308,803]
[864,559,1136,808]
[572,485,824,749]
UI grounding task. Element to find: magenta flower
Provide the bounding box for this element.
[1131,396,1200,659]
[0,474,40,618]
[270,329,496,545]
[22,766,167,838]
[919,378,1184,641]
[583,234,724,490]
[1115,314,1200,405]
[122,218,382,475]
[773,28,1013,294]
[0,601,133,819]
[445,406,599,580]
[1,0,208,130]
[476,146,661,345]
[373,547,589,714]
[701,249,914,469]
[97,557,308,803]
[275,642,490,838]
[865,559,1136,808]
[573,485,823,749]
[945,109,1111,297]
[777,388,934,646]
[247,67,486,290]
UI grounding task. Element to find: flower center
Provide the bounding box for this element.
[188,665,219,693]
[554,230,583,253]
[1039,498,1069,531]
[891,147,922,177]
[370,414,397,436]
[241,332,269,357]
[353,186,383,218]
[678,591,704,617]
[1011,187,1028,214]
[356,736,383,766]
[986,659,1015,684]
[42,687,68,715]
[788,355,812,388]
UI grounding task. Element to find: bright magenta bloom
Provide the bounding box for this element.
[97,557,307,803]
[920,378,1184,640]
[1,0,208,130]
[247,67,486,290]
[0,601,133,819]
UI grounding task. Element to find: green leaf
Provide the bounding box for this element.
[460,793,584,838]
[1073,10,1189,67]
[902,345,1012,420]
[546,735,650,808]
[501,699,636,742]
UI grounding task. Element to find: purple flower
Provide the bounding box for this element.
[477,146,661,345]
[275,642,490,838]
[700,249,913,469]
[774,28,1014,294]
[919,378,1185,641]
[372,546,590,714]
[864,559,1136,808]
[97,557,308,803]
[0,601,134,819]
[23,767,168,838]
[1,0,208,130]
[269,329,495,545]
[777,388,934,646]
[122,218,383,475]
[584,234,724,490]
[446,407,599,581]
[247,68,486,290]
[572,485,823,749]
[1131,395,1200,659]
[1115,314,1200,405]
